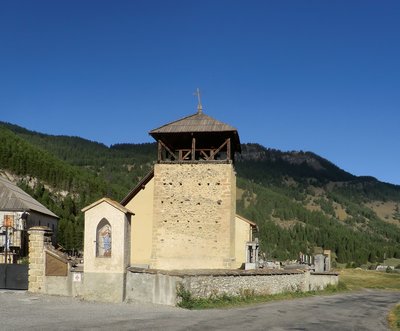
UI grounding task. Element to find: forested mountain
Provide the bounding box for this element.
[235,144,400,265]
[1,121,400,266]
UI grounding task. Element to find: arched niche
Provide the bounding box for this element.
[96,218,112,257]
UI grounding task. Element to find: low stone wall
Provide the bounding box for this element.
[126,271,181,305]
[182,273,305,298]
[28,226,338,306]
[126,268,339,306]
[43,271,84,297]
[28,227,84,297]
[84,272,126,303]
[29,266,339,306]
[309,272,339,291]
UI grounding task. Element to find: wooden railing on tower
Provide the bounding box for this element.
[157,138,232,162]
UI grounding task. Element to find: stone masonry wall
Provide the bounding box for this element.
[28,226,52,293]
[126,269,339,306]
[151,163,236,269]
[181,271,339,300]
[182,274,306,297]
[309,273,339,291]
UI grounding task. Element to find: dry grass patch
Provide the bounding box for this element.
[366,201,400,226]
[388,304,400,330]
[305,196,322,212]
[333,201,347,220]
[339,269,400,291]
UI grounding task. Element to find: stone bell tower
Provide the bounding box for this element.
[149,92,241,269]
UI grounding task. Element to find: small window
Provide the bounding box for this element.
[96,218,112,257]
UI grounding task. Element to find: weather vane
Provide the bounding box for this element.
[194,88,203,114]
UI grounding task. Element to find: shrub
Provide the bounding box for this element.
[176,284,194,309]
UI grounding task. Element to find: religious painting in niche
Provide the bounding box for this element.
[97,219,112,257]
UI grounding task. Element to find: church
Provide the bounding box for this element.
[27,97,337,305]
[82,98,258,283]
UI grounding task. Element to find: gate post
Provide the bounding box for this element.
[27,226,52,293]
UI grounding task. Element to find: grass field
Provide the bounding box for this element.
[385,259,400,268]
[338,269,400,291]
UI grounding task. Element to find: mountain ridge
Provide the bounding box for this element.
[1,120,399,265]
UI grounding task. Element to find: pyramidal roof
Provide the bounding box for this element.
[0,176,58,218]
[149,111,238,134]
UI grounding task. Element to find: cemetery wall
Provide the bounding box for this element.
[125,268,339,306]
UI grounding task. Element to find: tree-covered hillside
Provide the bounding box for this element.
[235,144,400,265]
[1,121,400,265]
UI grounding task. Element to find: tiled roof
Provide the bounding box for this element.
[0,176,58,218]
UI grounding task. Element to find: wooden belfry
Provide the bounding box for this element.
[149,90,241,163]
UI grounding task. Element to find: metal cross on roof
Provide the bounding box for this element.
[194,88,203,114]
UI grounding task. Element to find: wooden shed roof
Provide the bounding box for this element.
[149,111,241,152]
[149,111,237,134]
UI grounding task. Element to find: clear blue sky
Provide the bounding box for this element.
[1,1,399,185]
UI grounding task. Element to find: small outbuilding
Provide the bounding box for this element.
[0,176,59,263]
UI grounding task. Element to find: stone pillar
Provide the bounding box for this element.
[28,226,52,293]
[313,254,325,273]
[323,249,331,271]
[302,270,311,292]
[245,240,259,270]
